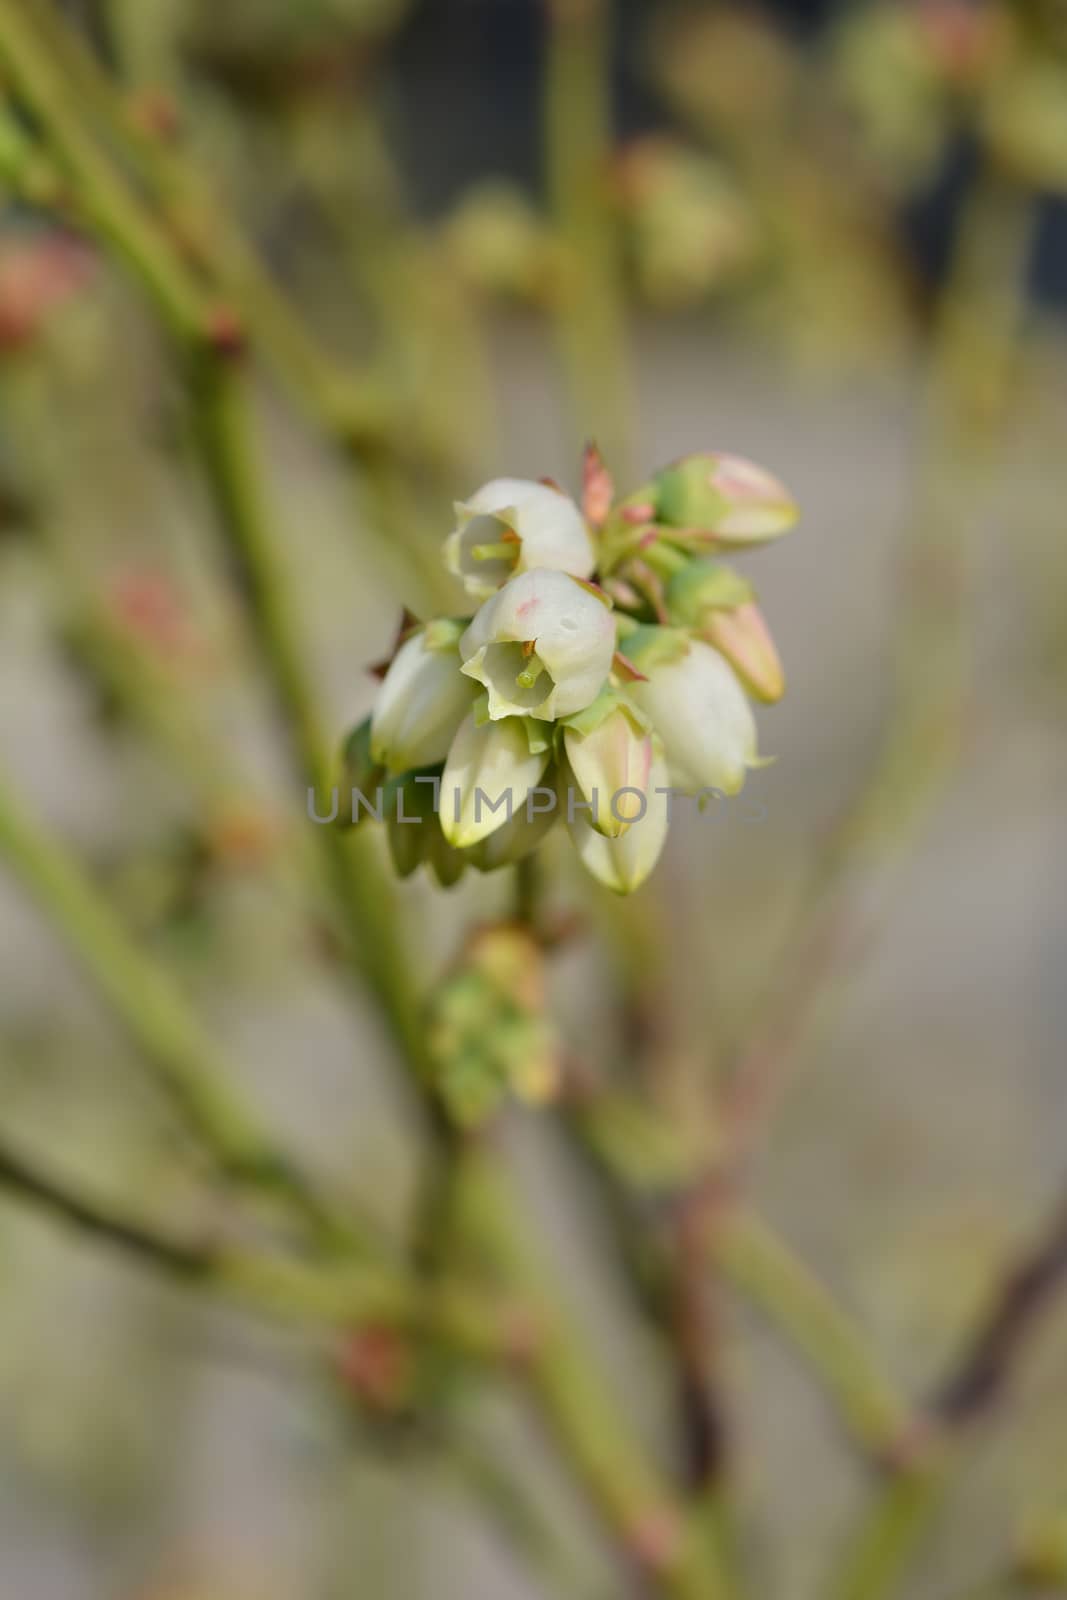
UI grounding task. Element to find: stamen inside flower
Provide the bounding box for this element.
[471,541,517,562]
[471,641,555,713]
[516,658,545,690]
[455,514,522,590]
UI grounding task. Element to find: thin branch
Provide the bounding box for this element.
[0,1128,521,1361]
[544,0,633,472]
[712,167,1038,1187]
[930,1193,1067,1428]
[0,767,355,1251]
[0,1130,208,1278]
[566,1082,915,1467]
[0,0,391,449]
[458,1144,734,1600]
[826,1187,1067,1600]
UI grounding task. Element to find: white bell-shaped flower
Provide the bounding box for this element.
[562,693,654,839]
[440,712,550,849]
[626,634,758,796]
[446,477,596,599]
[565,750,670,894]
[460,568,615,722]
[370,624,476,775]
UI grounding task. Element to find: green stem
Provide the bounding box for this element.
[459,1146,733,1600]
[0,1127,517,1359]
[545,0,633,474]
[825,1466,949,1600]
[186,355,427,1074]
[0,767,349,1247]
[569,1088,915,1465]
[0,0,210,341]
[716,167,1038,1208]
[717,1213,916,1461]
[2,0,389,448]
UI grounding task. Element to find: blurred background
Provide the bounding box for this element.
[0,1,1066,1597]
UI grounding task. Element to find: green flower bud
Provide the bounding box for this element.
[652,452,797,545]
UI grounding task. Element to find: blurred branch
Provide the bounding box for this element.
[0,1126,522,1360]
[569,1085,916,1465]
[0,0,446,1080]
[0,1126,208,1278]
[0,0,212,341]
[0,0,392,451]
[545,0,633,472]
[930,1192,1067,1429]
[458,1143,734,1600]
[826,1186,1067,1600]
[706,167,1038,1227]
[717,1212,917,1464]
[0,767,355,1250]
[185,353,425,1069]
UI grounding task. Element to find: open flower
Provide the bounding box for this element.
[562,690,654,839]
[625,630,759,796]
[440,712,550,849]
[460,568,615,721]
[446,478,595,599]
[370,622,477,774]
[564,749,670,893]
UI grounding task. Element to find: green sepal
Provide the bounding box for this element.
[666,559,754,624]
[557,686,650,740]
[622,624,691,673]
[423,617,470,653]
[521,716,554,757]
[653,456,728,531]
[471,690,493,727]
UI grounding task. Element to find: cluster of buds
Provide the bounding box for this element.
[342,446,795,895]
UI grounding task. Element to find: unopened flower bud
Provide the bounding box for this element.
[446,477,595,599]
[340,715,381,785]
[565,750,670,894]
[652,452,797,544]
[465,782,560,872]
[370,621,475,775]
[625,629,759,796]
[562,691,654,839]
[702,601,785,704]
[440,713,550,849]
[384,771,468,887]
[460,568,615,721]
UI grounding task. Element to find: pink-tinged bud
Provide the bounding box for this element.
[653,452,797,545]
[916,0,995,84]
[564,749,670,894]
[109,568,197,659]
[0,238,91,351]
[581,441,615,527]
[563,694,654,838]
[702,602,785,704]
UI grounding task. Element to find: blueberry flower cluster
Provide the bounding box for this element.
[343,449,796,894]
